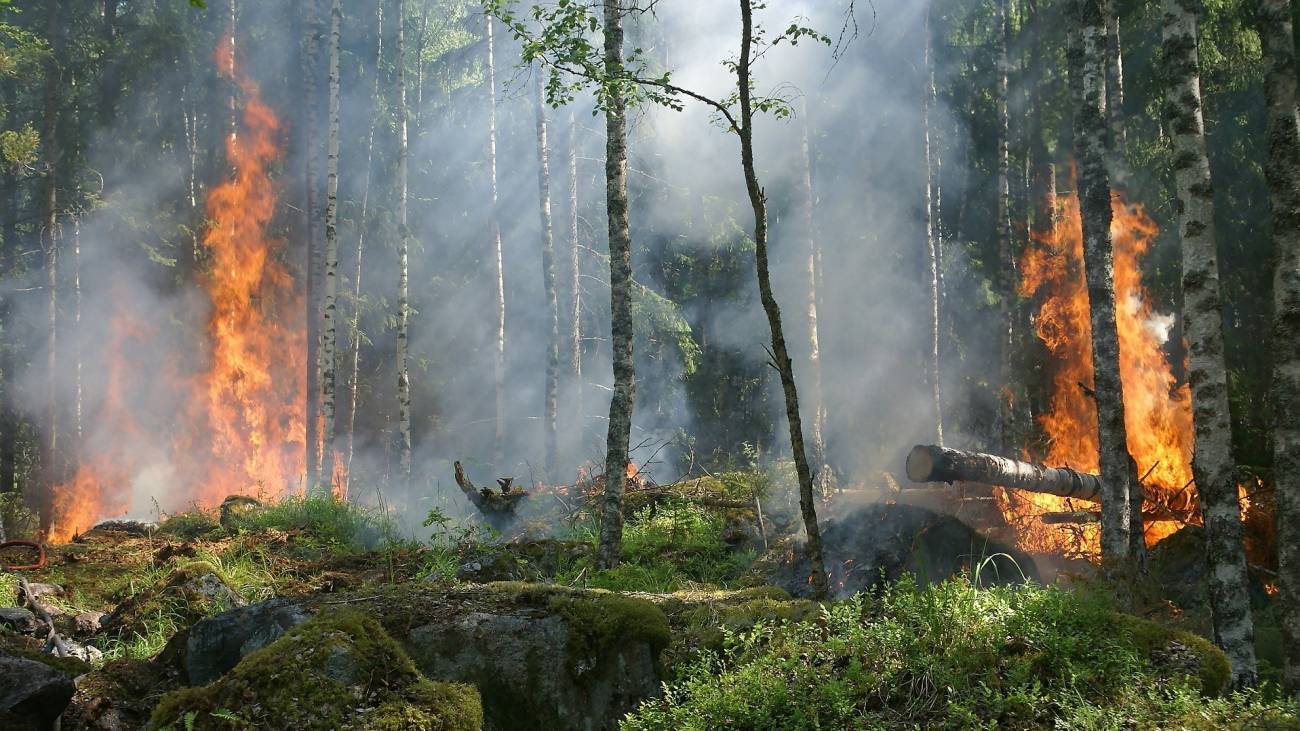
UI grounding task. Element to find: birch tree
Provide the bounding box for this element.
[535,69,560,479]
[396,0,412,478]
[994,0,1015,453]
[1067,0,1139,569]
[796,97,832,487]
[1255,0,1300,699]
[922,0,943,448]
[1161,0,1255,686]
[1103,0,1126,152]
[39,0,62,525]
[318,0,342,493]
[346,0,384,479]
[302,0,324,488]
[566,107,583,469]
[486,13,507,467]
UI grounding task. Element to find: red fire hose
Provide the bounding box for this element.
[0,541,46,571]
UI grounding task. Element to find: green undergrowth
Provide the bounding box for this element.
[624,576,1300,730]
[149,609,482,730]
[557,499,757,592]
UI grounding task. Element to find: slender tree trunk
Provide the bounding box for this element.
[485,14,506,466]
[318,0,342,494]
[72,215,81,468]
[595,0,636,570]
[566,107,583,471]
[396,0,412,478]
[1,84,18,504]
[1161,0,1257,687]
[39,0,62,530]
[796,98,831,489]
[535,70,560,480]
[302,0,323,489]
[994,0,1017,454]
[1068,0,1139,569]
[923,1,944,448]
[346,0,384,481]
[100,0,119,128]
[737,0,828,598]
[1103,0,1127,153]
[1256,0,1300,700]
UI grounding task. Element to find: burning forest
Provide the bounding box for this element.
[0,0,1298,728]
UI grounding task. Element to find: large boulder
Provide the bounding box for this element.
[0,650,77,731]
[149,610,482,731]
[178,583,669,730]
[168,597,311,685]
[765,502,1038,597]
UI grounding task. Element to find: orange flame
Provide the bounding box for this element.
[999,184,1196,556]
[47,40,307,541]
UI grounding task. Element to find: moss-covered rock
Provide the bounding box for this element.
[103,560,246,643]
[632,586,817,668]
[158,512,224,541]
[1114,613,1231,695]
[148,609,481,731]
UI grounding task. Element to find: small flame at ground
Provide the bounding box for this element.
[47,40,306,541]
[999,184,1197,557]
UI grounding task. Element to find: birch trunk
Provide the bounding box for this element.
[737,0,828,598]
[595,0,636,571]
[318,0,342,494]
[535,70,560,480]
[1161,0,1256,686]
[346,0,384,481]
[1103,0,1127,153]
[796,98,831,488]
[994,0,1016,454]
[486,14,506,467]
[923,0,943,448]
[1068,0,1138,568]
[396,0,412,478]
[302,0,323,488]
[1255,0,1300,699]
[72,216,81,466]
[567,108,583,469]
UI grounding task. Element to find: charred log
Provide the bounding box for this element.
[454,461,528,515]
[906,444,1102,502]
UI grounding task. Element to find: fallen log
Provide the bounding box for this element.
[905,444,1102,502]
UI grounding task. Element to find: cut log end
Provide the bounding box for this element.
[905,444,941,483]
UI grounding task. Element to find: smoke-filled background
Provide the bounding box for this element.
[0,0,1280,541]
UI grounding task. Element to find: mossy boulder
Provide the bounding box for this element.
[1114,613,1231,695]
[175,582,668,730]
[103,561,246,643]
[148,610,482,731]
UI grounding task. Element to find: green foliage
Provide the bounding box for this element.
[624,578,1298,730]
[0,122,37,170]
[158,510,224,541]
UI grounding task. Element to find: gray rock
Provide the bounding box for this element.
[73,611,106,635]
[181,598,310,685]
[21,584,62,602]
[0,607,40,634]
[0,650,76,729]
[181,572,247,610]
[56,638,102,665]
[406,607,660,731]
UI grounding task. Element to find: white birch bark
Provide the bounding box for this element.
[318,0,342,494]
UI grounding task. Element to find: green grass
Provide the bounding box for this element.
[552,500,757,593]
[224,494,403,554]
[624,577,1300,730]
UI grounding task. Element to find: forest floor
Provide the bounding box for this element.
[2,474,1299,730]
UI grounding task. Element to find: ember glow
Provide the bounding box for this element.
[47,40,306,541]
[998,186,1196,556]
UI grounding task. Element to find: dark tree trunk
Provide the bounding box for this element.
[1255,0,1300,700]
[737,0,828,598]
[38,0,63,531]
[906,444,1103,501]
[595,0,636,570]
